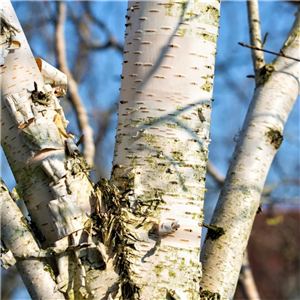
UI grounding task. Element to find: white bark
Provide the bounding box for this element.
[247,0,265,75]
[200,7,300,300]
[111,1,220,298]
[1,0,93,247]
[0,179,65,300]
[1,1,113,299]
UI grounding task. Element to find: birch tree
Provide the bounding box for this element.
[1,1,299,300]
[1,0,220,299]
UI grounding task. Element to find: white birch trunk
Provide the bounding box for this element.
[200,7,300,300]
[111,1,220,298]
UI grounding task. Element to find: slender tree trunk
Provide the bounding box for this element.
[200,6,300,299]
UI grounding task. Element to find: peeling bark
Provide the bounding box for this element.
[0,1,114,298]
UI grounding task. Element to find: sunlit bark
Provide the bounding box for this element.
[200,6,300,299]
[0,179,65,300]
[111,1,220,298]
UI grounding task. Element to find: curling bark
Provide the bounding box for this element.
[1,1,116,299]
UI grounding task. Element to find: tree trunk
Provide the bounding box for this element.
[200,6,300,299]
[1,0,220,299]
[110,1,220,298]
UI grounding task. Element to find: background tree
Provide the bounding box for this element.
[1,1,299,300]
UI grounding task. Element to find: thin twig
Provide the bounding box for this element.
[261,32,269,48]
[238,42,300,62]
[247,0,265,74]
[55,1,95,166]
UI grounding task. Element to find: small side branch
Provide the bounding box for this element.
[238,42,300,62]
[247,0,265,74]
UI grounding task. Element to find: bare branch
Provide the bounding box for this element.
[80,2,124,53]
[247,0,265,74]
[55,1,95,166]
[239,252,261,300]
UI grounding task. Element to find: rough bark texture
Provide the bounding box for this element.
[200,7,300,300]
[1,0,94,248]
[1,1,115,299]
[110,1,220,298]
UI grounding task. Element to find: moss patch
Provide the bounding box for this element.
[201,81,213,92]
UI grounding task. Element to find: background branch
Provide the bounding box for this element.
[55,1,95,166]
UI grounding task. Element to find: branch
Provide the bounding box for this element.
[0,179,64,299]
[206,160,260,300]
[247,0,265,74]
[238,42,300,62]
[80,2,124,53]
[55,1,95,166]
[200,7,300,298]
